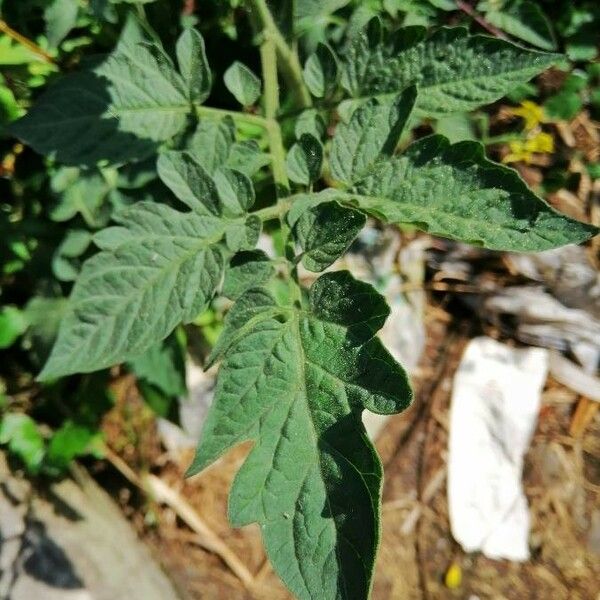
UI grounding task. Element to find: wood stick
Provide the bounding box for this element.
[569,397,599,438]
[454,1,508,39]
[0,19,54,63]
[145,474,255,588]
[102,446,255,588]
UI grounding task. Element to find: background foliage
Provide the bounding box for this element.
[0,0,598,598]
[0,0,600,520]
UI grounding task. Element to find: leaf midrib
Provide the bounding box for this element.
[350,57,554,105]
[293,313,350,600]
[59,227,224,373]
[107,43,187,99]
[76,228,224,301]
[342,190,521,233]
[22,104,191,132]
[208,306,290,366]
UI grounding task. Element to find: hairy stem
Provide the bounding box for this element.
[247,0,312,109]
[257,22,301,303]
[260,40,289,191]
[259,37,292,237]
[482,133,524,145]
[252,198,292,221]
[194,104,269,128]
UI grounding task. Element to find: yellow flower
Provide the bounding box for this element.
[507,100,548,130]
[444,562,462,589]
[503,131,555,164]
[525,131,554,153]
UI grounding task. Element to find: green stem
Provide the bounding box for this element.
[252,198,291,221]
[247,0,312,109]
[256,24,301,304]
[134,4,161,45]
[482,133,523,145]
[260,42,289,192]
[194,104,269,129]
[261,37,279,120]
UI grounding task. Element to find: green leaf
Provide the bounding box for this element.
[330,87,417,185]
[342,22,560,116]
[187,116,270,177]
[224,62,261,106]
[226,140,271,176]
[484,1,557,51]
[544,91,582,120]
[382,0,438,24]
[157,153,258,251]
[0,35,46,66]
[176,28,211,103]
[294,0,350,26]
[205,286,282,368]
[434,113,475,143]
[187,117,236,175]
[93,40,188,137]
[565,26,598,61]
[295,109,326,139]
[157,151,220,215]
[0,305,28,349]
[188,271,412,600]
[0,75,21,124]
[303,43,339,98]
[116,159,156,189]
[587,163,600,181]
[50,167,112,228]
[39,202,226,380]
[138,383,174,417]
[286,133,323,185]
[345,135,598,251]
[225,215,262,252]
[426,0,456,9]
[128,333,187,397]
[293,201,366,271]
[113,12,151,50]
[506,81,537,103]
[23,297,68,366]
[214,168,255,217]
[46,422,97,474]
[89,0,118,22]
[544,73,586,120]
[0,414,45,473]
[58,230,95,257]
[560,72,589,93]
[287,189,341,227]
[52,229,93,282]
[222,250,276,300]
[45,0,79,48]
[10,38,189,165]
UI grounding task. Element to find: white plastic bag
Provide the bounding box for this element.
[448,337,548,560]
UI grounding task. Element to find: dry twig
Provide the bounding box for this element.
[454,1,508,39]
[0,19,54,64]
[102,446,255,588]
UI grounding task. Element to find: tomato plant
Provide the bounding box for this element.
[2,1,598,598]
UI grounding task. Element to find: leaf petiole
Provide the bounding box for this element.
[247,0,312,109]
[194,104,269,129]
[251,199,291,222]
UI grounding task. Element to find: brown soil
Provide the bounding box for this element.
[99,299,600,600]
